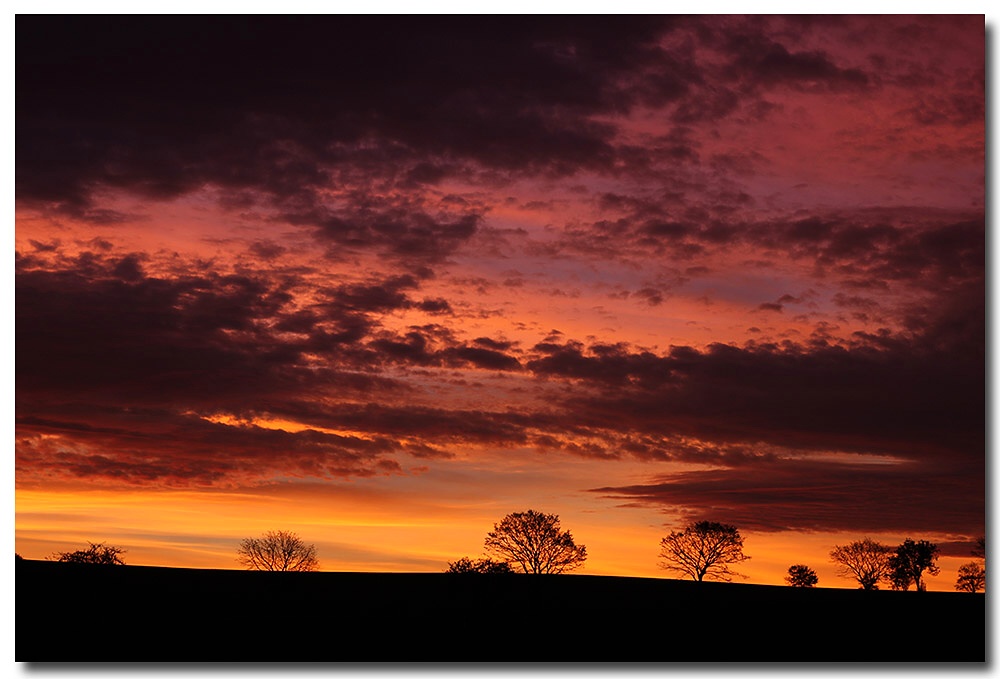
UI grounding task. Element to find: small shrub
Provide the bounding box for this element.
[54,542,126,565]
[446,557,513,574]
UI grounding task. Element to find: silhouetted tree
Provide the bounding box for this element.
[971,535,986,560]
[887,538,940,591]
[955,561,985,593]
[658,521,750,582]
[445,557,514,574]
[484,509,587,574]
[888,569,910,591]
[54,542,126,565]
[830,538,891,590]
[785,564,819,587]
[955,537,986,593]
[237,530,318,571]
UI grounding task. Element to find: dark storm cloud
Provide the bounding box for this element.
[15,239,984,515]
[14,248,443,478]
[18,15,977,244]
[444,346,522,372]
[16,15,907,276]
[16,247,496,402]
[415,298,453,315]
[324,275,420,314]
[589,456,984,535]
[28,239,59,252]
[265,402,536,447]
[364,327,522,372]
[15,245,543,484]
[16,407,407,485]
[248,240,288,260]
[17,266,294,403]
[472,337,517,352]
[16,16,676,213]
[618,15,875,125]
[282,196,483,261]
[569,204,984,294]
[527,288,984,463]
[726,33,870,91]
[528,341,674,387]
[904,88,985,127]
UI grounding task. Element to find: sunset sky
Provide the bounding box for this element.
[13,14,986,592]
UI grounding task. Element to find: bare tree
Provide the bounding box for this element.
[955,562,985,593]
[237,530,319,572]
[54,542,126,565]
[484,509,587,574]
[955,536,986,593]
[785,564,819,587]
[658,521,750,582]
[830,538,891,590]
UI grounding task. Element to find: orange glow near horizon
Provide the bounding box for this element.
[15,483,976,592]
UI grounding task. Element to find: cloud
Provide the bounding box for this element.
[282,195,483,262]
[528,341,674,388]
[14,15,984,549]
[526,290,984,463]
[15,245,540,485]
[565,204,984,298]
[727,34,870,91]
[15,16,674,214]
[16,412,404,486]
[16,200,984,484]
[589,455,984,535]
[364,326,523,372]
[15,247,428,480]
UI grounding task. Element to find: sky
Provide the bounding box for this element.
[12,14,987,593]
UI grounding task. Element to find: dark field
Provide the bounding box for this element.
[16,559,986,662]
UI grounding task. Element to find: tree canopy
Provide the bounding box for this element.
[887,538,940,591]
[237,530,319,572]
[785,564,819,587]
[955,536,986,593]
[955,562,985,593]
[54,542,126,565]
[484,509,587,574]
[830,538,891,590]
[658,521,750,582]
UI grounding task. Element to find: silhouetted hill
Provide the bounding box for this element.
[16,559,985,662]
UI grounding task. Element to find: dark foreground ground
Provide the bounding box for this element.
[16,559,986,662]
